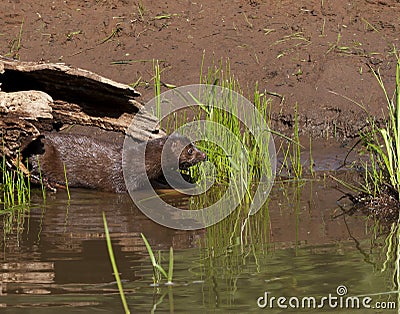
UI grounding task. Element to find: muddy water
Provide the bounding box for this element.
[0,142,397,313]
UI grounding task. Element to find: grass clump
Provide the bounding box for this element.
[361,59,400,202]
[0,147,49,243]
[361,59,400,300]
[191,60,275,194]
[0,151,32,244]
[141,233,174,286]
[1,152,31,212]
[288,103,303,179]
[342,58,400,222]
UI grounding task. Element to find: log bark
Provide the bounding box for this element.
[0,57,162,162]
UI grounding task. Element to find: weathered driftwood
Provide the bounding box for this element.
[0,90,53,119]
[0,57,161,163]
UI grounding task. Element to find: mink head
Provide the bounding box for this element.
[160,134,206,170]
[178,142,207,170]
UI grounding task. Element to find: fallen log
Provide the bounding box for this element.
[0,57,161,162]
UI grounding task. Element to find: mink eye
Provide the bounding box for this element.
[187,148,194,155]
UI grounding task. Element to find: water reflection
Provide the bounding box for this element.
[0,177,397,313]
[1,190,202,294]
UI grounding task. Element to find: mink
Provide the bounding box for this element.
[25,132,206,193]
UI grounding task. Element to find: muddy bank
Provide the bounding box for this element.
[1,0,399,137]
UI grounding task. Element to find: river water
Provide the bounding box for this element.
[1,171,397,313]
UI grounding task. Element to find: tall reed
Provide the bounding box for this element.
[361,59,400,200]
[153,59,161,120]
[184,61,275,199]
[290,103,302,179]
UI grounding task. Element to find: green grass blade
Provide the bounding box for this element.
[140,233,168,279]
[154,264,168,279]
[141,233,157,267]
[103,212,130,314]
[63,163,70,200]
[329,174,367,194]
[167,246,174,284]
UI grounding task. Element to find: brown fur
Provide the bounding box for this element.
[26,133,206,193]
